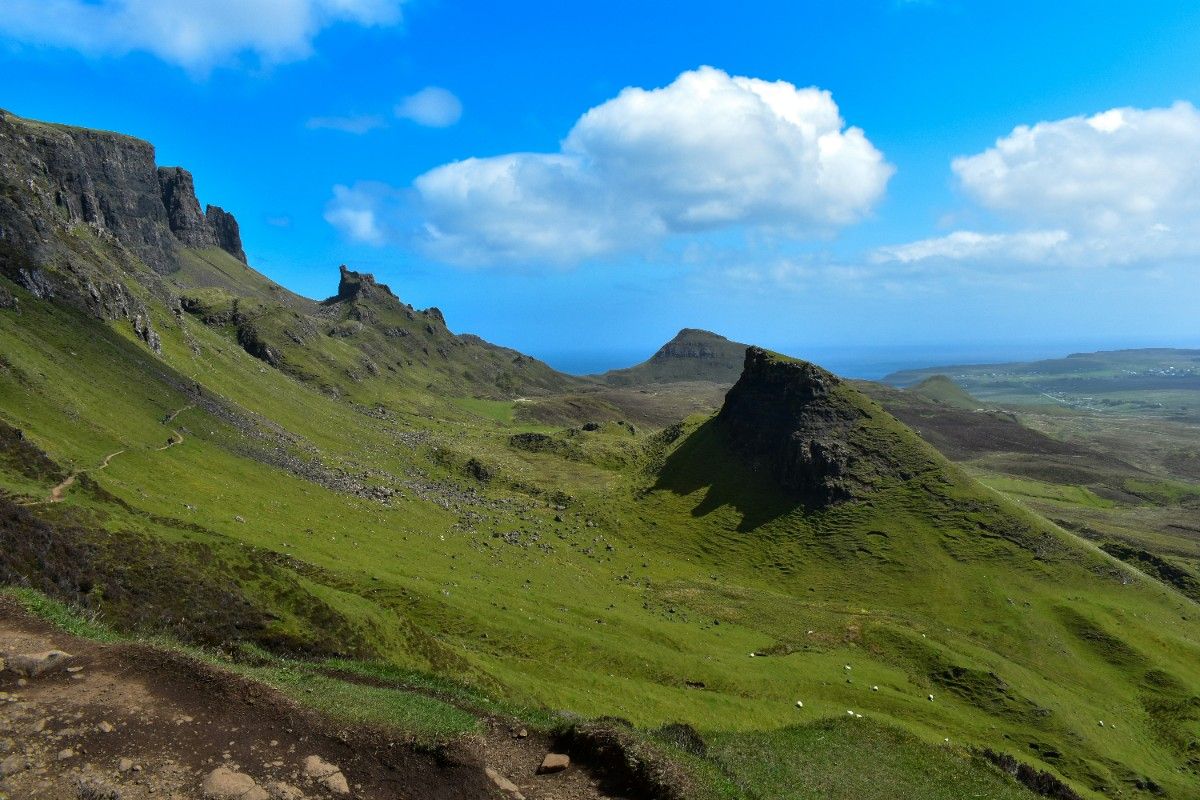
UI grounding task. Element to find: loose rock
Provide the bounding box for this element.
[5,650,73,678]
[301,755,348,795]
[537,753,570,774]
[202,766,269,800]
[486,767,526,799]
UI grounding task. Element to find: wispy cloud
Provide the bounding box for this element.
[307,86,462,136]
[305,114,387,134]
[0,0,406,72]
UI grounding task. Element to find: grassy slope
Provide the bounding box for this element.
[2,265,1200,797]
[910,375,984,410]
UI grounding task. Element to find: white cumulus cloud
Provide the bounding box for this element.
[395,87,463,128]
[877,101,1200,268]
[325,67,893,264]
[0,0,405,70]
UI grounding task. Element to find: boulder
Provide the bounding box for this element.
[301,755,349,795]
[301,755,339,780]
[4,649,73,677]
[537,753,570,774]
[202,766,269,800]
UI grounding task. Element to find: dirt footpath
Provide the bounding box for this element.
[0,600,632,800]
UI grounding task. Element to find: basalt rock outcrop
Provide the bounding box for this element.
[327,264,400,305]
[0,109,248,351]
[205,204,246,263]
[158,166,215,249]
[156,167,246,262]
[716,347,939,507]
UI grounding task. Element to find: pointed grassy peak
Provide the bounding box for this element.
[713,347,943,507]
[601,327,750,386]
[655,327,739,357]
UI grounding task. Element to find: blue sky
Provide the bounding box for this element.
[3,1,1200,375]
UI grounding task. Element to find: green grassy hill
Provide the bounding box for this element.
[2,109,1199,799]
[910,374,983,409]
[598,328,749,386]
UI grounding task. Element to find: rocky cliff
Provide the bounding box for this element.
[716,347,939,506]
[205,204,246,263]
[0,109,248,350]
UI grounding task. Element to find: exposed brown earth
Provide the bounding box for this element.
[0,599,645,800]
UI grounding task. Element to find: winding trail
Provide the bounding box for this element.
[164,404,193,423]
[25,405,191,505]
[35,447,126,505]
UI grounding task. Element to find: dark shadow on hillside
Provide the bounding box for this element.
[651,418,801,532]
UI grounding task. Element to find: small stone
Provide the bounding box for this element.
[538,753,570,774]
[1098,720,1105,727]
[871,685,879,692]
[97,721,114,733]
[118,758,134,773]
[795,700,803,708]
[513,728,528,739]
[928,694,935,701]
[67,666,84,673]
[57,748,75,760]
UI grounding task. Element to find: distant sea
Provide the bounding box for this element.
[537,342,1173,381]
